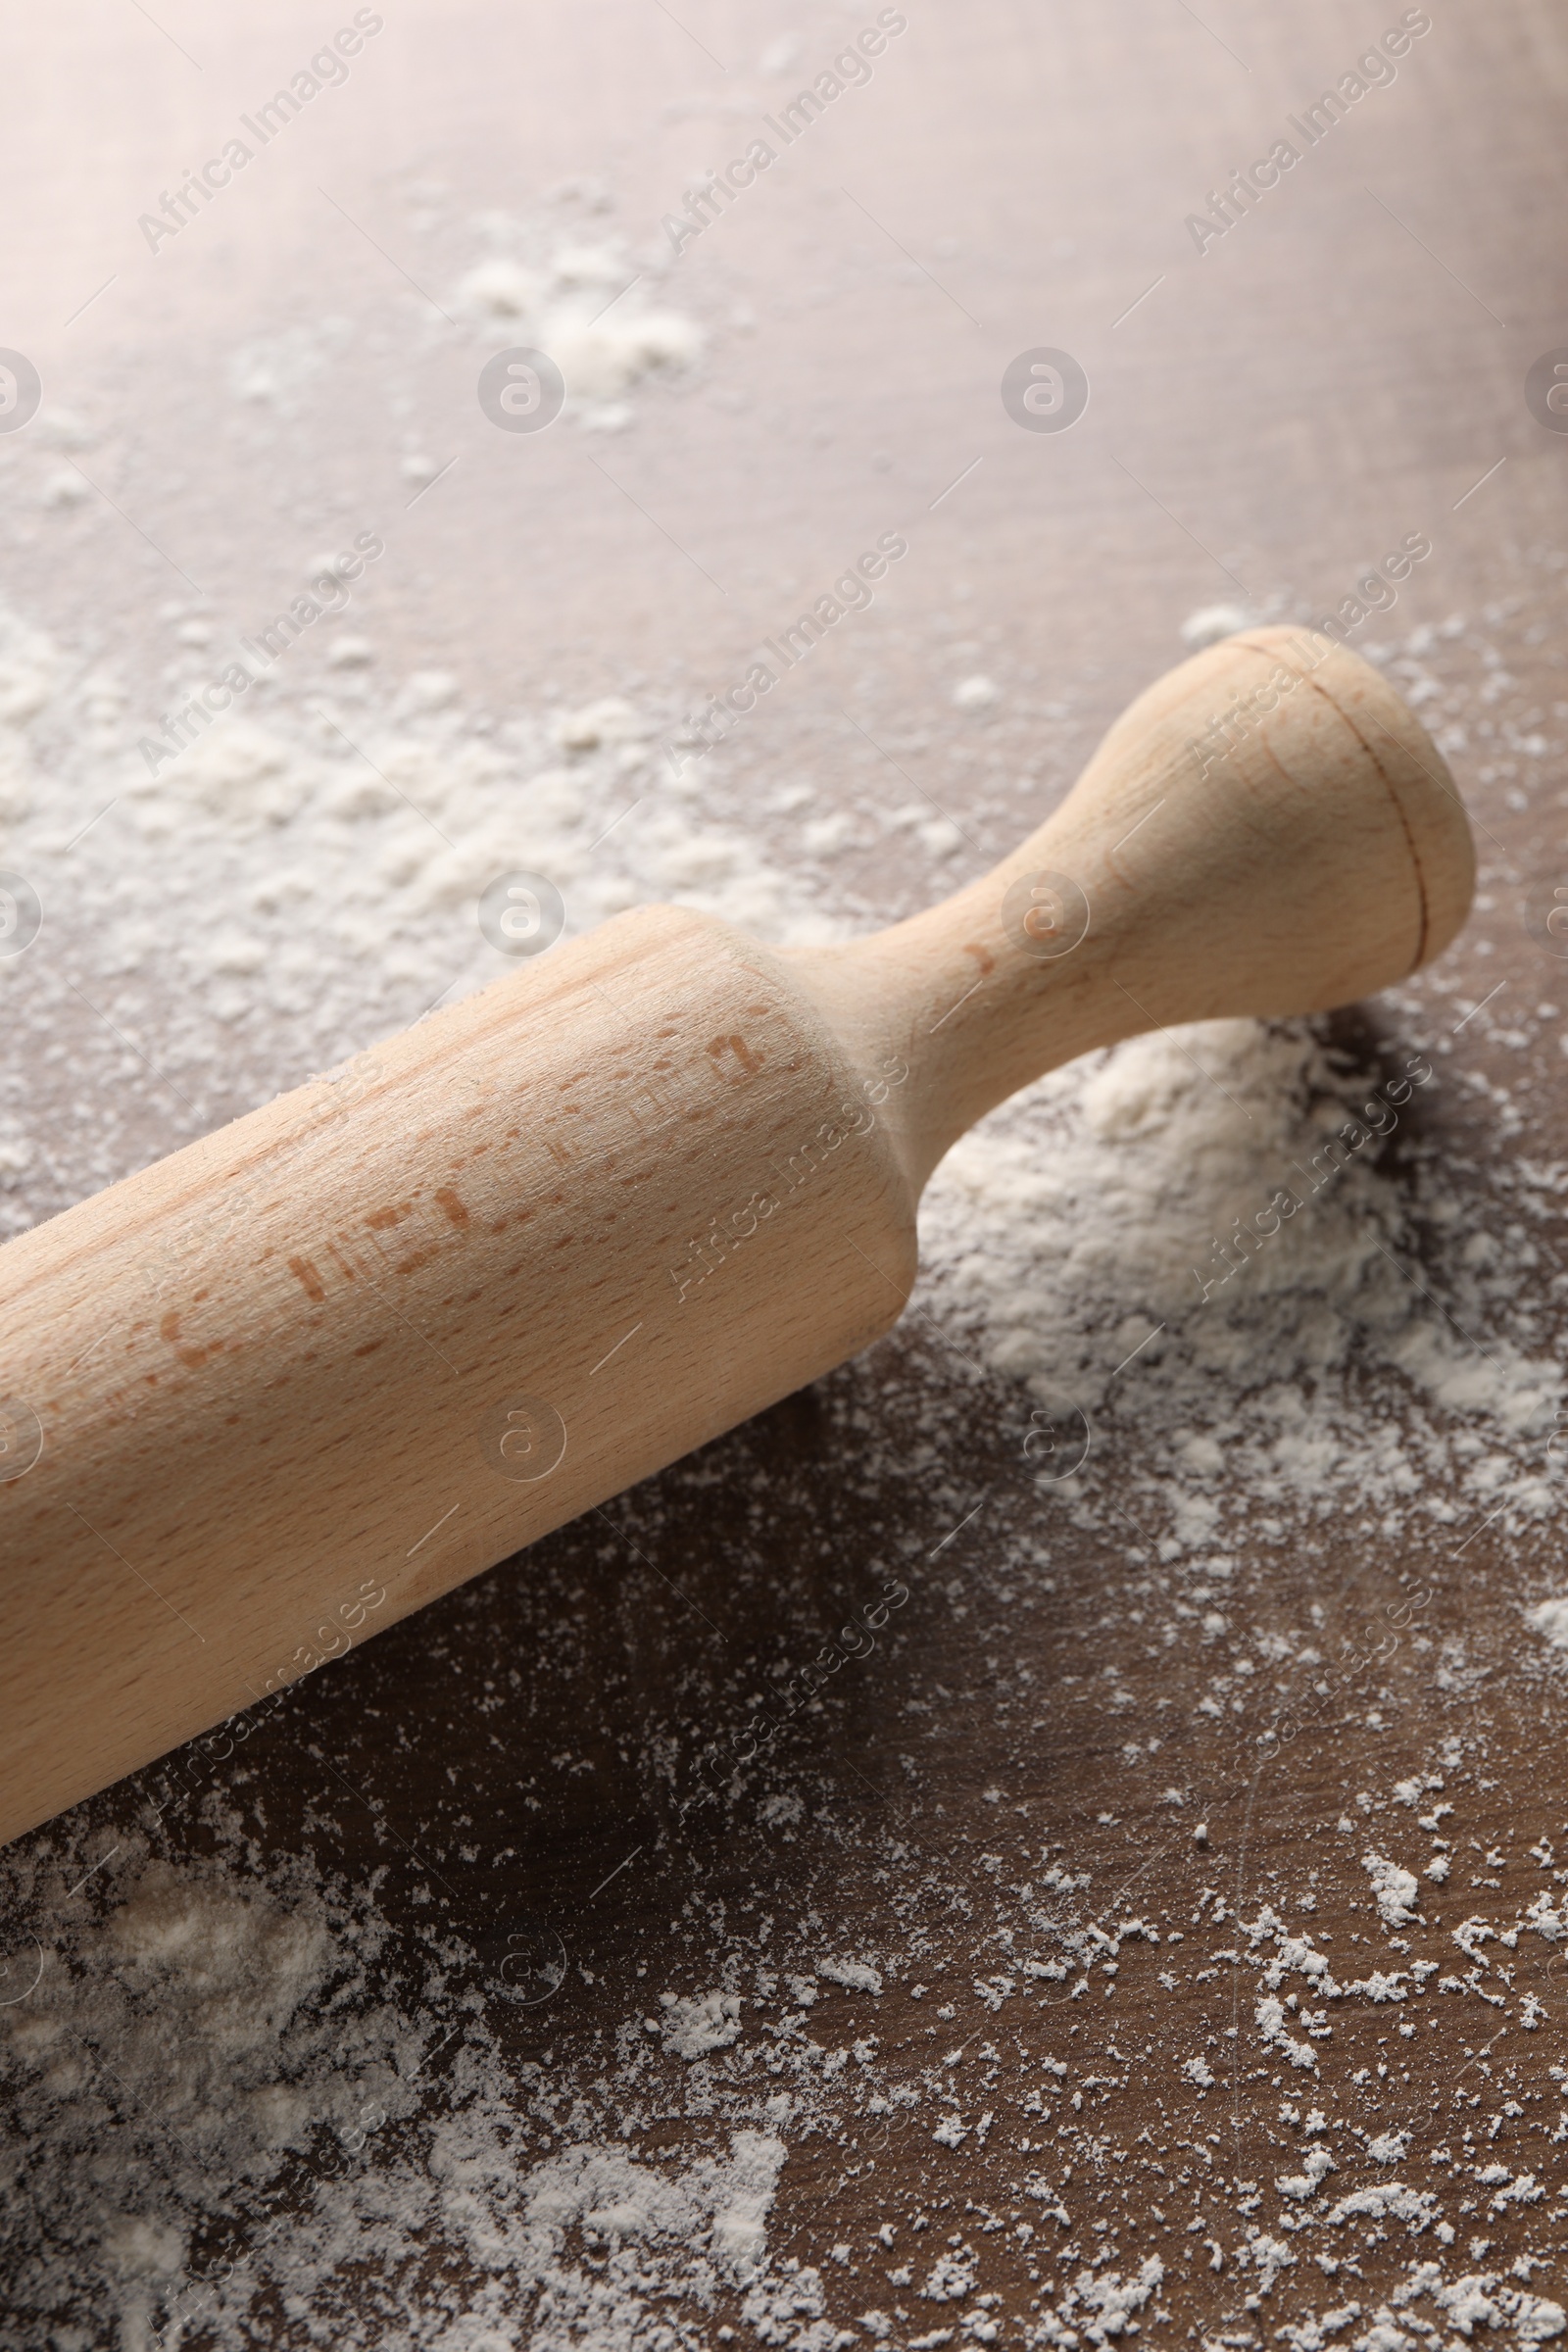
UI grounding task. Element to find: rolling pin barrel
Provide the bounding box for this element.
[0,629,1474,1845]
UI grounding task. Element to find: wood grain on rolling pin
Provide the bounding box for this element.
[0,629,1474,1844]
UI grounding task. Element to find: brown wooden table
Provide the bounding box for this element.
[2,2,1567,2343]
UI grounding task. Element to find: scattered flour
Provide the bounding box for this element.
[1525,1595,1568,1652]
[1178,601,1259,650]
[1323,2182,1440,2234]
[1364,1853,1422,1932]
[919,1013,1564,1573]
[816,1956,883,1995]
[0,1836,793,2349]
[659,1987,745,2060]
[455,233,702,430]
[1278,2145,1337,2200]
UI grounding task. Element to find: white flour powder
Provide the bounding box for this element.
[455,233,704,431]
[919,1014,1564,1565]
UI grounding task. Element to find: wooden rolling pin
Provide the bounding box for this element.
[0,627,1473,1845]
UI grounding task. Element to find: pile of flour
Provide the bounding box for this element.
[919,1012,1564,1565]
[0,1828,796,2352]
[454,228,705,430]
[224,205,707,439]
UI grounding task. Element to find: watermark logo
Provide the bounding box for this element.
[0,872,41,958]
[477,348,565,434]
[1001,348,1090,434]
[1525,349,1568,435]
[1184,12,1433,255]
[479,1395,567,1484]
[1190,1052,1432,1300]
[661,10,910,258]
[0,351,41,435]
[0,1929,43,2006]
[136,12,387,255]
[678,1574,910,1807]
[662,533,910,779]
[1002,870,1091,959]
[1524,875,1568,956]
[474,1917,568,2006]
[1185,541,1431,780]
[1023,1404,1092,1482]
[477,871,565,956]
[138,533,386,778]
[0,1398,43,1484]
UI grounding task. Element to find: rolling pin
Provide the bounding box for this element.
[0,627,1474,1846]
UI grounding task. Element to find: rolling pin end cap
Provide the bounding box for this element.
[1238,625,1476,977]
